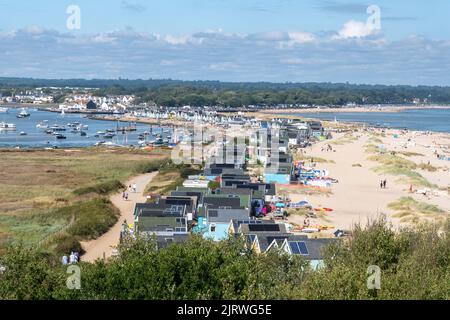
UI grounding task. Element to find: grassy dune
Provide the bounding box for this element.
[388,197,447,224]
[365,145,436,188]
[0,148,169,253]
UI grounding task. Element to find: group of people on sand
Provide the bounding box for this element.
[62,251,80,265]
[303,217,311,228]
[380,179,388,189]
[321,144,333,152]
[122,183,138,201]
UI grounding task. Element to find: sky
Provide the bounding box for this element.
[0,0,449,85]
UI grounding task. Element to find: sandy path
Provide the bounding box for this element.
[81,172,158,263]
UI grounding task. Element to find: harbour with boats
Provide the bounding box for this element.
[0,108,177,148]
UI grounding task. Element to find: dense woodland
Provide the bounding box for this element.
[1,218,449,300]
[1,77,450,107]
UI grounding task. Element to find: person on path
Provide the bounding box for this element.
[132,183,137,193]
[383,179,387,189]
[62,255,68,266]
[69,252,76,264]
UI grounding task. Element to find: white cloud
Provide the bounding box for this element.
[92,34,116,43]
[208,62,238,71]
[164,34,204,45]
[288,32,316,44]
[0,27,449,85]
[333,20,378,39]
[281,58,305,65]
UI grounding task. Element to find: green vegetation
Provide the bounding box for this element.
[73,180,125,196]
[1,218,449,300]
[0,149,169,253]
[397,151,425,157]
[3,78,450,106]
[208,181,221,192]
[366,150,436,188]
[330,133,358,145]
[388,197,447,224]
[145,161,203,195]
[293,153,334,164]
[368,137,383,144]
[417,162,439,172]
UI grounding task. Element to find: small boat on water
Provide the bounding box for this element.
[80,131,87,137]
[17,109,31,118]
[50,125,66,131]
[103,133,116,139]
[36,120,49,129]
[0,122,17,131]
[0,107,9,113]
[19,131,27,136]
[55,134,67,140]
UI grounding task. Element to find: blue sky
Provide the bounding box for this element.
[0,0,449,85]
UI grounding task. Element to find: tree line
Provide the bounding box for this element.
[1,77,450,107]
[0,218,449,300]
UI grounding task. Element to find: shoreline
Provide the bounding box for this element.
[262,105,450,114]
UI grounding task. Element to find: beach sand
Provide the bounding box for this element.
[284,128,450,231]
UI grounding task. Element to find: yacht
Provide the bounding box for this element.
[50,125,66,131]
[0,122,17,131]
[54,134,67,140]
[67,122,80,128]
[77,124,88,130]
[36,120,49,129]
[0,107,8,113]
[17,109,31,118]
[103,133,116,139]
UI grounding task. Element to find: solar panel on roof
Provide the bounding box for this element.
[248,224,280,232]
[289,242,309,255]
[289,242,300,254]
[298,242,309,255]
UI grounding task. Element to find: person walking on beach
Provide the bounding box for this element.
[380,180,384,189]
[383,179,387,189]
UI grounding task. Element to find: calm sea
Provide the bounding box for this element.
[279,108,450,133]
[0,109,172,148]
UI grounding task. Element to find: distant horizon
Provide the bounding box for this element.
[1,76,449,89]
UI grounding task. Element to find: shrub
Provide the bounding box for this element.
[65,198,120,240]
[54,235,84,256]
[73,180,125,196]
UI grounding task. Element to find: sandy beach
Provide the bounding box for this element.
[282,127,449,231]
